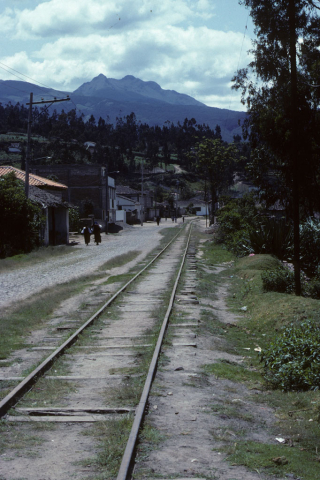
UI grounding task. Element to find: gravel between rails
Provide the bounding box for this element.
[0,222,180,310]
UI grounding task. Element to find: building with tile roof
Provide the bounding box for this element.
[0,166,67,192]
[0,166,70,246]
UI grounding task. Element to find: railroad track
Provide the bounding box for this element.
[0,221,201,480]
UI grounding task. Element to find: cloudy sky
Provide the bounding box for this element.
[0,0,255,111]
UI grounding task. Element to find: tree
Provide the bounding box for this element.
[195,139,240,222]
[233,0,320,295]
[0,172,42,258]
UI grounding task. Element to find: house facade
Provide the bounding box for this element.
[115,185,154,222]
[30,164,117,223]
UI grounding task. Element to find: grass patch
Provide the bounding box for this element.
[0,245,76,272]
[201,241,320,479]
[202,241,235,265]
[103,376,146,408]
[81,416,133,479]
[135,421,166,463]
[0,421,45,454]
[97,251,141,272]
[226,440,320,480]
[211,402,255,422]
[104,273,134,285]
[203,360,261,386]
[0,272,108,360]
[18,377,77,407]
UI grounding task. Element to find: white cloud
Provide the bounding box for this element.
[0,0,252,111]
[0,0,218,39]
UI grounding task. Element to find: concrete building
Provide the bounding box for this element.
[30,164,117,223]
[115,185,154,222]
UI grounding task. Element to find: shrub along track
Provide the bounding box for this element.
[0,222,198,480]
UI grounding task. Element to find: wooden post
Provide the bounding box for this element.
[25,92,33,198]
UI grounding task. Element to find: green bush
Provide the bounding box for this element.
[299,218,320,277]
[69,207,80,232]
[0,172,42,258]
[261,266,295,293]
[260,321,320,391]
[304,276,320,300]
[249,217,293,260]
[216,193,260,256]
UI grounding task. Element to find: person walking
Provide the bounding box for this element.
[83,226,91,246]
[93,222,101,245]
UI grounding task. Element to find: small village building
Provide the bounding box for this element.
[177,198,211,217]
[0,166,69,246]
[29,164,117,224]
[116,193,138,224]
[115,185,154,222]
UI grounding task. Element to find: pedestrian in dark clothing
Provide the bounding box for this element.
[182,216,185,223]
[83,226,91,246]
[156,216,161,226]
[93,222,101,245]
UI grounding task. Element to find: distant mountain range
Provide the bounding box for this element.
[0,74,246,142]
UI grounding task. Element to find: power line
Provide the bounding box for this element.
[0,61,67,99]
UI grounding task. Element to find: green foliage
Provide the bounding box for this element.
[215,193,260,256]
[69,207,80,232]
[306,277,320,300]
[234,1,320,214]
[80,197,94,217]
[261,267,295,294]
[195,138,241,212]
[260,321,320,391]
[249,217,293,260]
[0,172,42,258]
[299,218,320,277]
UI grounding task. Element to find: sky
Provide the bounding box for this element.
[0,0,255,112]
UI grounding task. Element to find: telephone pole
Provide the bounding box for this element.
[288,0,301,296]
[25,93,70,198]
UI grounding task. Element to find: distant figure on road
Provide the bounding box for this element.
[156,216,161,226]
[83,226,91,246]
[93,222,101,245]
[182,216,185,223]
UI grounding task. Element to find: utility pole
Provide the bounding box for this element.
[25,93,70,198]
[140,161,144,226]
[288,0,301,296]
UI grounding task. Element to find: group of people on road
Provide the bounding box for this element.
[82,222,101,246]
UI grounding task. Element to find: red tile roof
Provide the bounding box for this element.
[0,166,67,189]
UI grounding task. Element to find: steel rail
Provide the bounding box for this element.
[116,222,194,480]
[0,226,184,418]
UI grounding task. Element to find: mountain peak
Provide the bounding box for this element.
[74,74,205,107]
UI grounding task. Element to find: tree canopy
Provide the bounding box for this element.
[0,172,42,258]
[233,0,320,294]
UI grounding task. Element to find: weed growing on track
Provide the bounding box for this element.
[0,421,45,454]
[80,416,134,479]
[19,377,78,407]
[199,241,320,480]
[97,251,141,271]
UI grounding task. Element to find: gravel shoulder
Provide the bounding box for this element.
[0,221,179,311]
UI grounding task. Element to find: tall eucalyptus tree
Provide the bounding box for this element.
[233,0,320,295]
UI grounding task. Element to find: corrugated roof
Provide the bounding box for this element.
[0,166,67,189]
